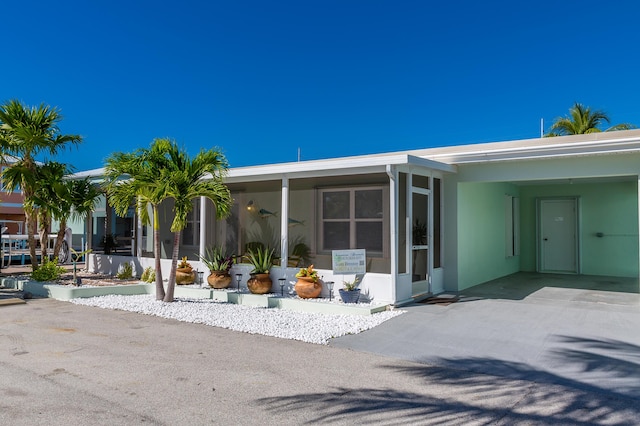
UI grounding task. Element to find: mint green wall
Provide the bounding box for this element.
[519,181,638,277]
[457,182,520,290]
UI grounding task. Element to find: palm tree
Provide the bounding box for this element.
[159,140,232,302]
[105,141,174,301]
[546,102,636,137]
[0,100,82,268]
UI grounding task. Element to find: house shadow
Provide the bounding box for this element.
[459,272,640,301]
[255,336,640,424]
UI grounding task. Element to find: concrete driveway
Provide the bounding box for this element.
[331,273,640,401]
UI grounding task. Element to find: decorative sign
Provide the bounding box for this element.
[332,249,366,274]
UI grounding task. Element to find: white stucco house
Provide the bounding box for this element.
[73,129,640,305]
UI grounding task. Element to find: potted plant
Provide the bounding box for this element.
[339,277,360,303]
[176,256,196,285]
[197,245,233,289]
[245,246,275,294]
[294,264,322,298]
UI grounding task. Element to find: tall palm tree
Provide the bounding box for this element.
[105,141,174,301]
[159,141,232,302]
[546,102,636,137]
[30,162,101,260]
[0,100,82,268]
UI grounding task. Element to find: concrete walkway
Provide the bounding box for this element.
[331,273,640,401]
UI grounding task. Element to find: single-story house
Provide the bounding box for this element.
[73,129,640,305]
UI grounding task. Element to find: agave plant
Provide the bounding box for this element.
[245,246,275,274]
[197,245,233,272]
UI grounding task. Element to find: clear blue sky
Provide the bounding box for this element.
[3,1,639,172]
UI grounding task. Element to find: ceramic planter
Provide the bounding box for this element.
[339,288,361,304]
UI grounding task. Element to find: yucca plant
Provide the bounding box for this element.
[245,246,275,274]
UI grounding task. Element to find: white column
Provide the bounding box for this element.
[386,165,397,304]
[85,211,93,270]
[199,196,207,257]
[136,204,143,257]
[280,176,289,267]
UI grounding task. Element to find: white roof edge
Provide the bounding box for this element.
[409,129,640,163]
[226,153,456,182]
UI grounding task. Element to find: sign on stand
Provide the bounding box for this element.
[331,249,366,275]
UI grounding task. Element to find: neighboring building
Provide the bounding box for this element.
[0,162,26,234]
[77,129,640,305]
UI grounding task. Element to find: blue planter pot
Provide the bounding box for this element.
[339,289,360,304]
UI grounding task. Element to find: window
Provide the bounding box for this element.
[182,199,200,247]
[320,187,386,254]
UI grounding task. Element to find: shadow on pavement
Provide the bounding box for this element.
[257,336,640,424]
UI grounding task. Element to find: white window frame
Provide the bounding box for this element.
[182,199,201,247]
[318,185,389,257]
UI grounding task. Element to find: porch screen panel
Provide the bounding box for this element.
[434,178,442,268]
[398,173,407,274]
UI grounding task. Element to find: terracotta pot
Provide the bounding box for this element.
[207,271,232,289]
[294,276,322,299]
[247,273,272,294]
[176,267,195,285]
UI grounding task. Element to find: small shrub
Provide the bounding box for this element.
[140,267,155,283]
[31,258,66,282]
[116,262,134,279]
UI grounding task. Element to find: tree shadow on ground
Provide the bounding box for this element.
[256,336,640,425]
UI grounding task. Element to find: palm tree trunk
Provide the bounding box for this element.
[163,230,181,303]
[38,211,50,259]
[153,205,165,301]
[52,219,67,260]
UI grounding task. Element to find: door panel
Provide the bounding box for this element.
[411,191,429,295]
[539,199,578,273]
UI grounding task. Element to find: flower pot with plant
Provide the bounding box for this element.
[197,245,234,289]
[294,264,322,298]
[339,277,361,303]
[245,246,275,294]
[176,256,196,285]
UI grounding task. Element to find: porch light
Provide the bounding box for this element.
[246,200,256,212]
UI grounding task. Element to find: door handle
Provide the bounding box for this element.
[543,238,548,241]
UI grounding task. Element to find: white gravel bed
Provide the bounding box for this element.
[69,294,404,345]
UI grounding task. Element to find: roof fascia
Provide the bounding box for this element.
[225,154,455,184]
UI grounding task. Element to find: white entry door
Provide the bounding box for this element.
[539,198,579,273]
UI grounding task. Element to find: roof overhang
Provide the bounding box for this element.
[225,154,456,184]
[413,130,640,164]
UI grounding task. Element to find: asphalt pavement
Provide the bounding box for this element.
[1,272,639,424]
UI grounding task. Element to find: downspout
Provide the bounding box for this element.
[386,165,397,305]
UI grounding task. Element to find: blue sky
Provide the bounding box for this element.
[3,1,639,171]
